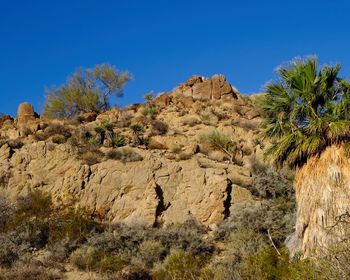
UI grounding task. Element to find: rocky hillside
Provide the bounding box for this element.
[0,75,268,228]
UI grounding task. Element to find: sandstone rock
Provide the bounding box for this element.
[82,112,97,122]
[178,96,194,108]
[0,115,14,127]
[0,144,11,161]
[17,102,36,125]
[192,79,212,101]
[0,75,268,229]
[154,93,172,107]
[187,75,203,86]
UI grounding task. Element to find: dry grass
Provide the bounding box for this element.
[294,145,350,256]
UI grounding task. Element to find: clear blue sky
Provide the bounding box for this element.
[1,0,350,116]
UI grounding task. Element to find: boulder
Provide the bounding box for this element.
[17,102,36,125]
[192,79,212,101]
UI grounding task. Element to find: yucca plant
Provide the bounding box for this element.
[262,57,350,168]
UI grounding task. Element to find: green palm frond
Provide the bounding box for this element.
[261,57,350,168]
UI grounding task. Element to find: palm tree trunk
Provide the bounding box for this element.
[292,145,350,257]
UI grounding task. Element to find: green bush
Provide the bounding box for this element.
[237,247,323,280]
[112,133,125,147]
[106,148,143,162]
[200,130,236,162]
[0,263,61,280]
[51,134,66,144]
[138,240,166,268]
[142,106,157,117]
[49,207,99,244]
[44,64,131,119]
[151,120,168,135]
[152,249,206,280]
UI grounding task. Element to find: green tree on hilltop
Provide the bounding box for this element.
[44,64,131,119]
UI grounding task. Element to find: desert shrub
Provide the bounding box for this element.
[13,190,53,223]
[66,136,79,146]
[211,107,228,120]
[147,138,167,150]
[51,134,66,144]
[0,263,61,280]
[22,127,33,136]
[236,247,323,280]
[151,120,168,135]
[216,199,295,246]
[71,245,127,273]
[200,130,236,162]
[311,239,350,279]
[152,249,207,280]
[44,123,71,138]
[116,112,133,128]
[0,233,30,268]
[110,265,151,280]
[112,133,125,147]
[200,109,218,125]
[98,255,127,273]
[200,130,233,152]
[34,123,71,142]
[142,106,157,117]
[101,119,114,131]
[69,245,98,270]
[75,115,86,123]
[177,152,192,161]
[49,207,99,244]
[0,170,12,188]
[129,124,144,134]
[85,227,146,259]
[94,125,105,135]
[248,168,294,200]
[6,191,53,248]
[206,229,269,279]
[0,197,12,229]
[138,240,166,268]
[43,237,76,263]
[231,118,259,130]
[106,148,143,162]
[154,219,215,257]
[6,138,24,149]
[70,229,142,272]
[181,116,201,127]
[215,166,295,246]
[78,146,104,165]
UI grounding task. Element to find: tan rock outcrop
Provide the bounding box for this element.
[0,75,266,228]
[17,102,36,125]
[173,74,239,104]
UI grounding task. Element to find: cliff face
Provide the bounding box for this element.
[0,75,267,227]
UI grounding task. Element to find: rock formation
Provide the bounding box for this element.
[17,102,36,125]
[0,75,267,228]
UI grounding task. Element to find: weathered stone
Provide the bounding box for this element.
[82,112,97,122]
[1,76,268,229]
[192,79,212,101]
[178,96,194,108]
[0,115,14,127]
[154,93,172,107]
[17,102,36,125]
[187,75,203,86]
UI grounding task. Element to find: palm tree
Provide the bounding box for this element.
[262,57,350,256]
